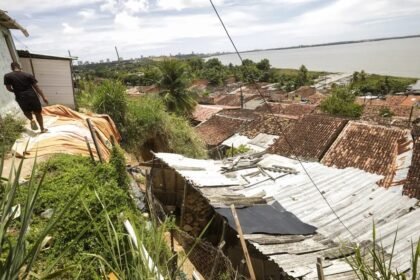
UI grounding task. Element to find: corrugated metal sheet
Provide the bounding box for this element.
[154,152,420,279]
[222,133,279,152]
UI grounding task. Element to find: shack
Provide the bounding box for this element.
[18,50,76,108]
[149,152,420,279]
[0,9,28,116]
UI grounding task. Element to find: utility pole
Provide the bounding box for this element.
[115,46,120,61]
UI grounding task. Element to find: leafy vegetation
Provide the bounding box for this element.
[0,115,25,154]
[158,59,197,116]
[225,144,251,157]
[320,86,363,118]
[379,107,394,118]
[91,79,128,129]
[350,71,416,96]
[14,154,139,278]
[0,153,78,280]
[76,79,206,159]
[125,97,206,159]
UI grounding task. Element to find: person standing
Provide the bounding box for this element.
[3,62,49,132]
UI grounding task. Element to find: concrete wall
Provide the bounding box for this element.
[20,57,75,108]
[0,26,22,117]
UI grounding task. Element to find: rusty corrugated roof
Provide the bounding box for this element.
[268,115,348,161]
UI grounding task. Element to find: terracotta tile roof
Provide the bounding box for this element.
[195,115,250,146]
[240,114,297,139]
[403,139,420,199]
[294,86,316,98]
[217,109,257,120]
[256,103,317,117]
[268,115,348,161]
[192,105,225,123]
[321,122,411,187]
[403,123,420,199]
[214,94,259,106]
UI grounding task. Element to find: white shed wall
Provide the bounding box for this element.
[19,57,75,108]
[0,27,22,117]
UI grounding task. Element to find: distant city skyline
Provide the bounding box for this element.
[7,0,420,61]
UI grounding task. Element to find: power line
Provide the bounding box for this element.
[208,0,358,240]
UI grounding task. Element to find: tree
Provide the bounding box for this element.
[360,70,367,81]
[158,59,196,116]
[320,86,363,118]
[205,58,223,69]
[186,57,204,73]
[256,59,271,72]
[296,65,309,87]
[352,71,359,83]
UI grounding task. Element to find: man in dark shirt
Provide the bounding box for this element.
[4,62,49,132]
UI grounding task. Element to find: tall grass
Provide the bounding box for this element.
[344,225,420,280]
[0,152,81,279]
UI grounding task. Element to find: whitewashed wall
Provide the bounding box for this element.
[0,26,22,117]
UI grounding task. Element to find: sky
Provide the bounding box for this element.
[4,0,420,62]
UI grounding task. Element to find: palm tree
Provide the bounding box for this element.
[158,59,197,116]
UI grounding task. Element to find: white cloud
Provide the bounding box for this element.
[7,0,102,12]
[100,0,149,14]
[62,23,84,34]
[9,0,420,61]
[156,0,224,11]
[78,9,96,20]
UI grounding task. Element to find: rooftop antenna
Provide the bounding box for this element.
[115,46,121,61]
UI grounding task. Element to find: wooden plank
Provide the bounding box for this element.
[316,257,325,280]
[86,118,103,163]
[252,238,329,255]
[244,234,308,245]
[230,204,256,280]
[84,136,95,163]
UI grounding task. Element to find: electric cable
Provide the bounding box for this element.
[208,0,358,240]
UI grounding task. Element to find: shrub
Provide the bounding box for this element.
[225,144,251,157]
[379,107,394,118]
[320,86,363,118]
[92,80,128,129]
[124,97,206,159]
[0,114,25,154]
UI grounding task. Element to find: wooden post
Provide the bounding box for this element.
[231,143,234,158]
[230,204,256,280]
[86,118,104,163]
[84,136,95,163]
[180,182,188,229]
[316,257,325,280]
[408,105,414,127]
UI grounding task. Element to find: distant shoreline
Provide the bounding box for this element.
[209,34,420,57]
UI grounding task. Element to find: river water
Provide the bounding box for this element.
[212,37,420,78]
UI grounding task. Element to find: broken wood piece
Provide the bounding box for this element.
[230,204,256,280]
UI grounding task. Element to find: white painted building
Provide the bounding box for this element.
[0,9,28,117]
[18,50,75,108]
